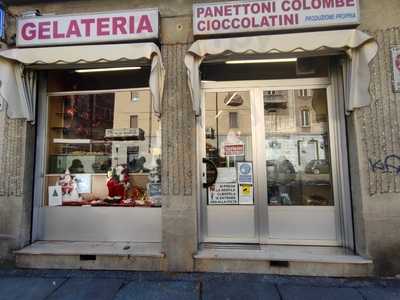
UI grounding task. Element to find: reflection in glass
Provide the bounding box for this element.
[205,91,254,205]
[264,89,333,206]
[205,91,252,169]
[45,90,162,208]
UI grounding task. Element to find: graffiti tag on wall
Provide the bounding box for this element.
[369,155,400,175]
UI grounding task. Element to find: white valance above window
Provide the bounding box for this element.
[184,29,378,116]
[0,42,165,122]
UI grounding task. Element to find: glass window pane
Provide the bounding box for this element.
[205,91,254,205]
[264,88,333,206]
[45,90,162,208]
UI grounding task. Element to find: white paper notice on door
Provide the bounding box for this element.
[208,183,238,205]
[216,167,237,183]
[48,186,62,207]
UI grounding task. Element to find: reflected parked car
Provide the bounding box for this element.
[305,159,330,175]
[266,159,296,185]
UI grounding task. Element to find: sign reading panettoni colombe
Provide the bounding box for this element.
[17,9,159,47]
[193,0,359,35]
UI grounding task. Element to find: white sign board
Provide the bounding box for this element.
[208,183,238,205]
[216,167,237,183]
[17,9,159,47]
[48,186,62,207]
[392,47,400,93]
[193,0,360,36]
[237,162,253,184]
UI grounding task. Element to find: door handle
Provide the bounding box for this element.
[202,158,218,188]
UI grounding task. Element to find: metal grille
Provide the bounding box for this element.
[201,243,261,251]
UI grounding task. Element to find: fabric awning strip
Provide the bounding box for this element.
[0,42,165,121]
[184,29,378,116]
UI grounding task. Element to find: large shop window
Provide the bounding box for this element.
[45,71,161,208]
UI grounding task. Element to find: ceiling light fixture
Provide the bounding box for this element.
[225,58,297,64]
[75,66,142,73]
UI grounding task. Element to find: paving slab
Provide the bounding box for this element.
[114,281,200,300]
[278,285,364,300]
[358,287,400,300]
[46,278,124,300]
[202,280,280,300]
[0,277,66,300]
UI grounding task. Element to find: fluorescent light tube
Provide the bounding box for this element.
[215,110,224,119]
[225,92,238,106]
[225,58,297,64]
[75,66,141,73]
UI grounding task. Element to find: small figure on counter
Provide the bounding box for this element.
[57,169,81,202]
[117,164,131,200]
[106,164,130,201]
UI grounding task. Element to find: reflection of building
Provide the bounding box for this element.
[264,89,328,134]
[111,90,161,168]
[266,134,327,172]
[265,89,329,172]
[205,91,253,164]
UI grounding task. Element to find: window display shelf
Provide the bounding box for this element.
[49,153,110,156]
[53,138,112,144]
[48,154,111,174]
[61,201,159,208]
[50,127,66,130]
[45,173,150,176]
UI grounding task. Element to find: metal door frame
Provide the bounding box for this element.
[198,87,259,243]
[197,78,353,247]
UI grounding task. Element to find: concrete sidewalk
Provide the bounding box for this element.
[0,269,400,300]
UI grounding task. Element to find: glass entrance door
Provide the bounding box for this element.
[261,87,338,245]
[200,81,344,245]
[201,90,258,243]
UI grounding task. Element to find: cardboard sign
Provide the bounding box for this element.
[17,9,159,47]
[193,0,359,36]
[392,47,400,93]
[239,184,254,205]
[223,144,245,156]
[208,183,238,205]
[48,186,62,207]
[237,162,253,184]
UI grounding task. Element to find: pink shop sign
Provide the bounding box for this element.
[193,0,360,36]
[17,9,159,47]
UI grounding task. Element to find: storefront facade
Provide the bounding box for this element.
[0,0,400,277]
